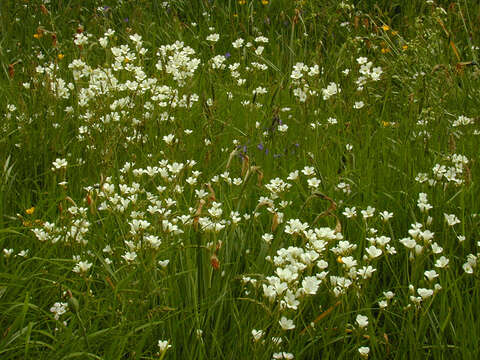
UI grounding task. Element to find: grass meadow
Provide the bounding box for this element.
[1,0,480,358]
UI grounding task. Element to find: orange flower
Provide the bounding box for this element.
[26,207,35,215]
[381,25,390,31]
[211,254,220,270]
[34,28,44,39]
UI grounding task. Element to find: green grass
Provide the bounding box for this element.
[1,0,480,358]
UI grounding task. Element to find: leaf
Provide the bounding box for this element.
[61,352,103,360]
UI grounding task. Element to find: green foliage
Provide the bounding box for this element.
[1,0,480,359]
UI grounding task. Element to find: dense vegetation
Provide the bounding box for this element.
[1,0,480,358]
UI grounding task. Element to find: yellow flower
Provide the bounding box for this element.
[261,0,269,4]
[391,30,398,36]
[58,53,65,60]
[26,207,35,215]
[33,33,42,39]
[402,45,408,51]
[381,48,391,54]
[238,0,246,4]
[382,25,390,31]
[337,256,344,264]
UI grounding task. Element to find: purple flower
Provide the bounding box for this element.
[257,143,264,151]
[225,52,231,59]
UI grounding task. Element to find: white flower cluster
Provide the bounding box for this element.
[321,82,340,101]
[399,221,439,257]
[50,302,68,321]
[416,153,469,186]
[408,283,441,308]
[246,211,397,341]
[72,258,93,273]
[31,36,205,155]
[290,62,321,103]
[35,62,74,99]
[452,115,473,127]
[265,177,292,198]
[356,56,383,91]
[156,41,201,86]
[74,32,92,46]
[211,54,227,70]
[463,251,479,274]
[158,339,172,353]
[32,206,90,245]
[32,153,268,280]
[290,62,320,82]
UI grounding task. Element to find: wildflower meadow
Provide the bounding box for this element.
[1,0,480,359]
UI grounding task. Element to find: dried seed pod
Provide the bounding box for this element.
[8,64,14,79]
[271,213,279,232]
[241,155,249,177]
[206,183,216,202]
[40,4,49,15]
